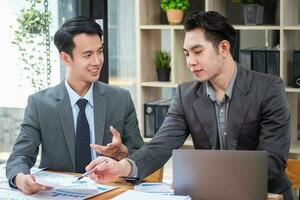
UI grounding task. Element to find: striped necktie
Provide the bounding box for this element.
[75,98,92,173]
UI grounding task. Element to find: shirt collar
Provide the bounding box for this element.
[64,79,94,108]
[206,63,237,102]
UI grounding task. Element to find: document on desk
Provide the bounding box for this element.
[0,163,7,182]
[0,163,46,190]
[112,190,191,200]
[0,162,46,183]
[34,171,117,198]
[35,171,98,189]
[0,171,117,200]
[134,182,174,194]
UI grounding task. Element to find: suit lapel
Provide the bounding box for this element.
[55,82,76,169]
[193,84,219,148]
[226,65,251,148]
[192,65,251,149]
[93,82,107,146]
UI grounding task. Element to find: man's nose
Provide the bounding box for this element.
[187,56,197,68]
[92,54,102,65]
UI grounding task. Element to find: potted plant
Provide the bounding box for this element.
[233,0,264,25]
[160,0,189,25]
[11,0,52,91]
[155,50,171,82]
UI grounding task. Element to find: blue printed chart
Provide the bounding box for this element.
[32,188,101,199]
[51,189,94,198]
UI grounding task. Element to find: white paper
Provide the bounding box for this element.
[0,187,100,200]
[35,171,97,189]
[31,188,101,200]
[0,162,47,182]
[1,188,37,200]
[134,182,173,194]
[0,163,7,182]
[1,171,117,200]
[112,190,191,200]
[0,180,12,190]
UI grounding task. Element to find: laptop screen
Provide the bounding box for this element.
[173,150,267,200]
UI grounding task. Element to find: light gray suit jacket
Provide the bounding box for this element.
[6,81,144,180]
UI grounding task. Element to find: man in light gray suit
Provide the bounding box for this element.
[86,11,293,200]
[6,16,143,195]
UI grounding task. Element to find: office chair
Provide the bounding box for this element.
[285,159,300,200]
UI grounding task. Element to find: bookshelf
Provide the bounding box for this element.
[135,0,300,147]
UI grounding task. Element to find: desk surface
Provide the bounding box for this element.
[58,172,283,200]
[90,186,283,200]
[0,170,283,200]
[87,180,283,200]
[90,186,129,199]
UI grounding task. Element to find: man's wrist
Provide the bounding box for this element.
[9,176,18,189]
[10,173,24,189]
[119,159,132,177]
[125,158,139,178]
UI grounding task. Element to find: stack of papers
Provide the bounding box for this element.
[0,170,117,200]
[121,182,191,200]
[112,190,191,200]
[0,163,46,183]
[35,171,98,189]
[134,182,173,195]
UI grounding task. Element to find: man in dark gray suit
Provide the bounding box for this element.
[86,11,292,199]
[6,16,143,194]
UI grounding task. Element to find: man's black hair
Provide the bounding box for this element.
[54,16,103,57]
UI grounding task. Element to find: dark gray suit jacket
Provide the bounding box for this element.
[6,81,144,180]
[130,65,291,194]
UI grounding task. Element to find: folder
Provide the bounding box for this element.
[266,50,279,76]
[239,48,279,76]
[239,49,252,70]
[144,98,173,138]
[253,50,266,73]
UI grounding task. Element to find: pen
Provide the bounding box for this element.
[77,159,109,181]
[31,167,48,175]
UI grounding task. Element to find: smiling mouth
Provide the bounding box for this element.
[88,68,99,73]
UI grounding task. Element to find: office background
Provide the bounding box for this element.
[1,0,300,187]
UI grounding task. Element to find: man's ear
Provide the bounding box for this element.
[218,40,231,58]
[60,52,72,66]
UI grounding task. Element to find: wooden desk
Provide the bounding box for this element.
[88,179,283,200]
[91,188,283,200]
[85,178,132,200]
[62,172,284,200]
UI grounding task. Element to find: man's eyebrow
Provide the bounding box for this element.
[82,50,93,55]
[183,44,203,51]
[82,46,103,55]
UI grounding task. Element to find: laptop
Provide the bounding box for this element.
[173,150,267,200]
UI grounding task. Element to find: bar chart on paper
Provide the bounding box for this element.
[52,189,93,198]
[33,188,101,199]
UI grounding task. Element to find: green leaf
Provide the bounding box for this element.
[154,50,171,69]
[160,0,189,11]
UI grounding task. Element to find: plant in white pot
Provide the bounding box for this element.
[11,0,52,91]
[160,0,189,25]
[155,50,171,82]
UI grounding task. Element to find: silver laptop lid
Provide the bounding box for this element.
[173,150,267,200]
